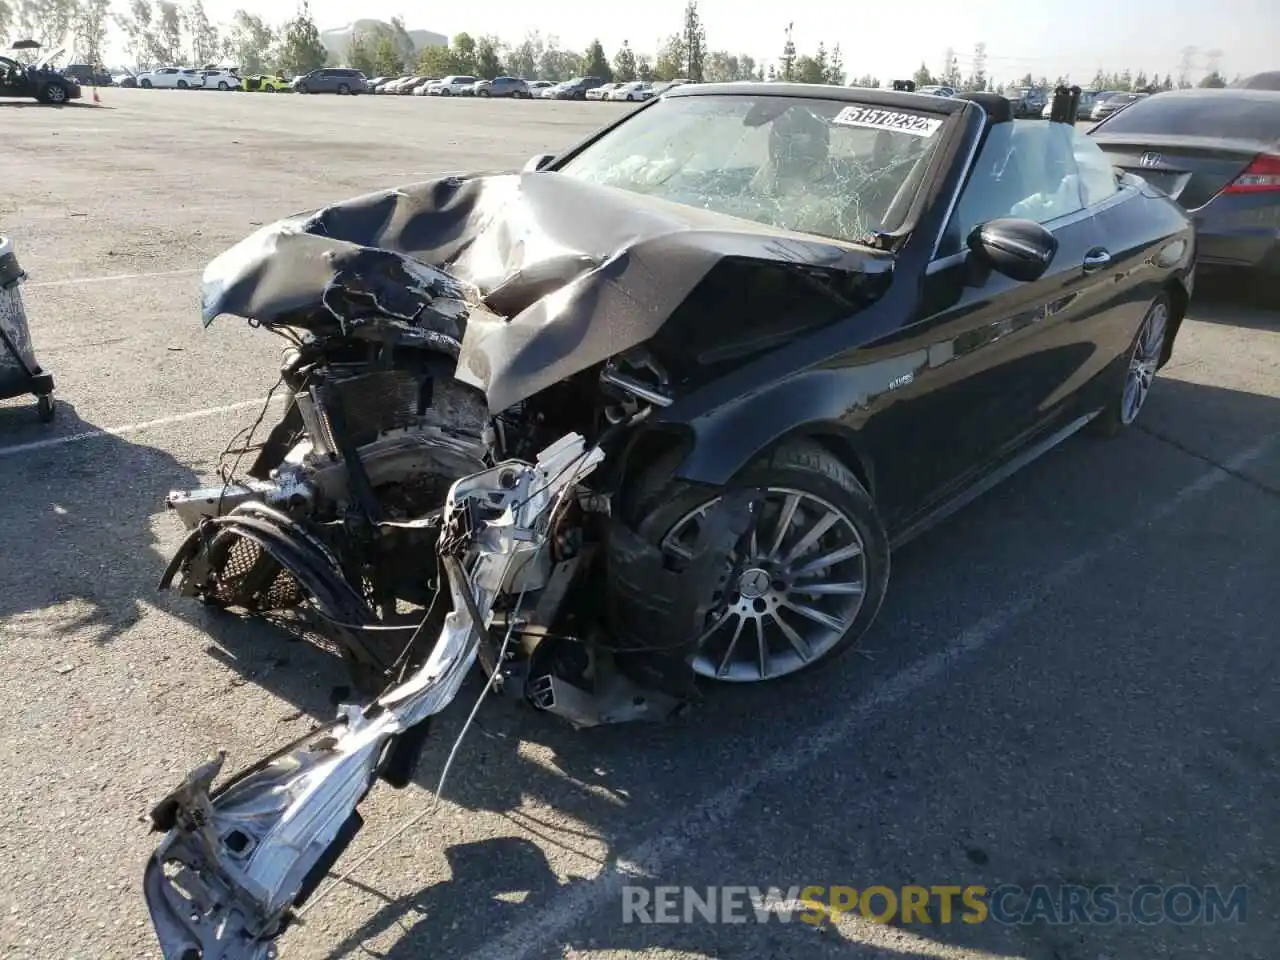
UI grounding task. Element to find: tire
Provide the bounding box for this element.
[626,94,635,101]
[1091,291,1173,437]
[140,79,152,88]
[296,83,308,94]
[337,83,350,95]
[36,394,55,422]
[478,89,490,97]
[39,83,68,104]
[218,81,228,91]
[575,90,585,100]
[177,80,188,89]
[626,439,890,683]
[440,88,451,96]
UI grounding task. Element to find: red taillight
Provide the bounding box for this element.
[1221,153,1280,194]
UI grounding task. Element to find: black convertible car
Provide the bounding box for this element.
[168,81,1196,688]
[0,45,81,104]
[146,82,1196,960]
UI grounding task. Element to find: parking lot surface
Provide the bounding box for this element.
[1,90,1277,960]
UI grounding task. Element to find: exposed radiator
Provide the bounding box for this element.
[326,369,422,447]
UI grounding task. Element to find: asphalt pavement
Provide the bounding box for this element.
[0,89,1277,960]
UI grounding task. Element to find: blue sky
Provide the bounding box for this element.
[109,0,1276,83]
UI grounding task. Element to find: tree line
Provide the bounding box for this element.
[1,0,1240,92]
[402,8,855,86]
[0,0,331,77]
[0,0,852,86]
[381,3,787,86]
[910,43,1239,96]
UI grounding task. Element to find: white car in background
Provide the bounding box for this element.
[538,82,563,99]
[585,82,619,100]
[136,66,204,89]
[199,69,241,91]
[917,84,956,97]
[527,80,555,96]
[432,75,478,96]
[607,80,653,101]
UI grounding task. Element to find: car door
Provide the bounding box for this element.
[871,119,1112,525]
[1068,128,1183,410]
[0,57,27,97]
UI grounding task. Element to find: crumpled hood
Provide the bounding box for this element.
[201,171,889,412]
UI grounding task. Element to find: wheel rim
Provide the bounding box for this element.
[660,487,868,682]
[1120,300,1168,425]
[48,86,66,102]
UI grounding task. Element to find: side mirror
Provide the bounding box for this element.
[523,153,556,173]
[967,217,1058,283]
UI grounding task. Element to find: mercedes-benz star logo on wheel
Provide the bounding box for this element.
[738,568,771,599]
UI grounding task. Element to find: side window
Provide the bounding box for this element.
[942,121,1084,256]
[1072,129,1121,207]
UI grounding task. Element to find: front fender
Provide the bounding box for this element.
[665,367,884,490]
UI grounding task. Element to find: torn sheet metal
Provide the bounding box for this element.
[144,433,605,960]
[199,171,890,413]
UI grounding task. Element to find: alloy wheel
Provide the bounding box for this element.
[46,85,67,103]
[1120,299,1169,425]
[660,487,868,682]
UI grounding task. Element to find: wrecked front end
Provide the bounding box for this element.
[145,172,897,956]
[158,171,893,717]
[146,435,605,958]
[147,433,768,960]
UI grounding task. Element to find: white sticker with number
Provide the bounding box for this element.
[832,106,944,138]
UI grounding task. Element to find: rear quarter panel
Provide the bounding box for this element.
[1087,176,1194,368]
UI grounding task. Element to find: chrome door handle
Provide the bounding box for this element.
[1083,249,1112,272]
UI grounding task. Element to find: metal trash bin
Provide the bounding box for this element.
[0,236,56,422]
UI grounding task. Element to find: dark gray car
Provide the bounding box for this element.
[294,68,367,95]
[473,76,530,98]
[552,76,605,100]
[1089,88,1280,276]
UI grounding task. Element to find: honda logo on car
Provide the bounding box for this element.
[833,106,943,137]
[1139,152,1164,168]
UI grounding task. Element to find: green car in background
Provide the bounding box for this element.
[243,74,291,92]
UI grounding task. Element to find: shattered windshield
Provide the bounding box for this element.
[557,94,945,244]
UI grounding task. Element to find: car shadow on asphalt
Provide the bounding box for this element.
[7,379,1273,959]
[0,397,345,715]
[277,378,1278,959]
[318,834,989,960]
[1189,272,1280,326]
[0,101,105,109]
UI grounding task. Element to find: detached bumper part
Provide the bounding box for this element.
[143,434,604,960]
